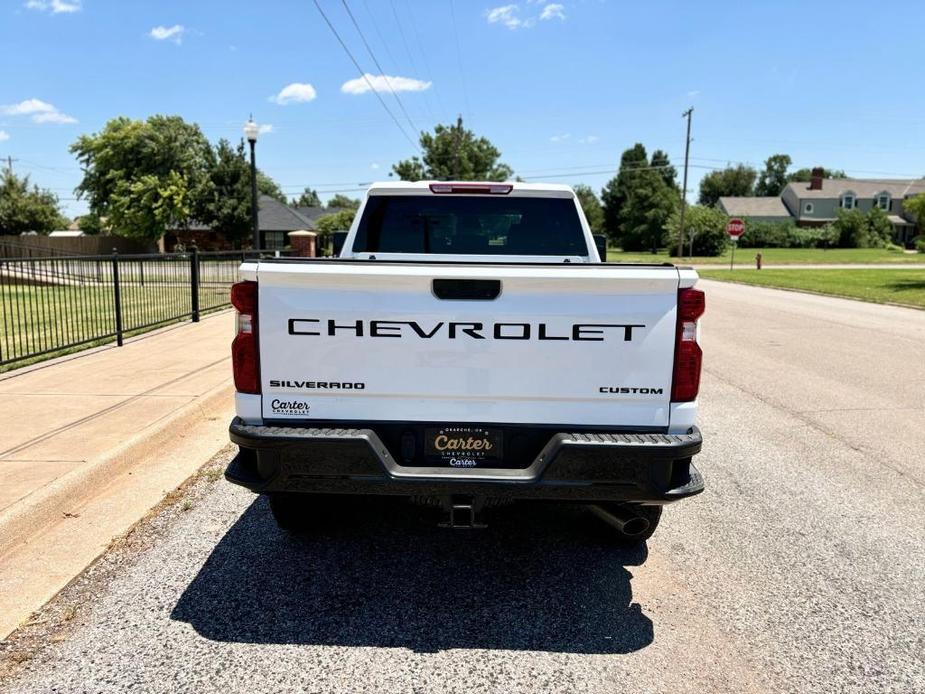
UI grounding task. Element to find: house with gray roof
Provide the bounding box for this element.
[166,198,356,251]
[718,168,924,246]
[257,195,316,250]
[717,196,793,222]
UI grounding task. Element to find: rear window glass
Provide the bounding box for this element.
[352,195,587,256]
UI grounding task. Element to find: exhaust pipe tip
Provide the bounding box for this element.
[619,515,651,537]
[589,504,651,537]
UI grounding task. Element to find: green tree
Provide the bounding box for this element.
[832,209,867,248]
[573,184,604,233]
[197,139,252,245]
[315,209,356,235]
[650,149,678,189]
[788,167,847,182]
[315,209,357,254]
[70,115,214,240]
[902,192,925,234]
[393,117,513,182]
[76,211,105,235]
[107,170,191,240]
[865,206,893,247]
[0,166,69,234]
[601,143,647,243]
[601,144,678,251]
[755,154,793,197]
[697,164,757,207]
[831,207,893,248]
[326,194,361,210]
[666,205,729,257]
[292,187,321,207]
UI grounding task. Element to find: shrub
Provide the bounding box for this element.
[666,205,729,256]
[915,236,925,253]
[832,208,894,248]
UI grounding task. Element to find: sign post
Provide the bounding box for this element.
[726,218,745,270]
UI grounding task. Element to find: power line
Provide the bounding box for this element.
[339,0,421,139]
[388,0,429,113]
[312,0,420,152]
[678,107,694,258]
[401,0,447,121]
[361,0,436,123]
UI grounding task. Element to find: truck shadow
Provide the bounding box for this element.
[170,496,655,654]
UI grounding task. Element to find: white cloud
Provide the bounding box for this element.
[578,135,599,144]
[0,98,76,125]
[540,3,566,20]
[257,123,273,135]
[341,74,432,95]
[271,82,317,105]
[486,4,531,29]
[687,90,700,98]
[0,131,9,142]
[25,0,81,13]
[32,111,78,124]
[487,2,565,29]
[150,25,185,44]
[0,98,56,116]
[370,162,380,170]
[549,133,571,142]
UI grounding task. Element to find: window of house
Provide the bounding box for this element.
[840,193,856,210]
[876,192,891,211]
[263,231,287,250]
[804,202,814,214]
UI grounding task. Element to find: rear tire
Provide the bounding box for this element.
[267,492,344,533]
[590,503,662,545]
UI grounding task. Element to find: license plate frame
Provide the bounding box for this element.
[424,426,504,468]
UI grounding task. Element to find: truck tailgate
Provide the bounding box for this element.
[255,261,681,428]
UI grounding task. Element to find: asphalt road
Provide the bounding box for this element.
[4,280,924,693]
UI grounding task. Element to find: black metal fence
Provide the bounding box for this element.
[0,249,279,370]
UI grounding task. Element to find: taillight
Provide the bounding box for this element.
[671,287,705,402]
[231,280,259,394]
[429,183,513,195]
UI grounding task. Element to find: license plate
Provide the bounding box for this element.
[425,427,503,468]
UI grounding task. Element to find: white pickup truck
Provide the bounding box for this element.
[225,181,704,543]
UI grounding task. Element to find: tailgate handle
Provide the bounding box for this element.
[432,279,501,301]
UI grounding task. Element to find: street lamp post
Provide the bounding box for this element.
[244,118,260,250]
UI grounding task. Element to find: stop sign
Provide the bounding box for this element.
[726,218,745,239]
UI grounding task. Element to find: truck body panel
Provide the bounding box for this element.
[255,261,682,429]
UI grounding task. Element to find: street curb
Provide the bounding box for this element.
[0,380,234,561]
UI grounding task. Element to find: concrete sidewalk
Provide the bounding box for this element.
[0,311,236,638]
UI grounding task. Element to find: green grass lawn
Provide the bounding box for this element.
[0,283,230,371]
[607,247,922,265]
[699,268,925,308]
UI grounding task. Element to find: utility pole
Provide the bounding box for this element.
[453,115,462,180]
[677,107,693,259]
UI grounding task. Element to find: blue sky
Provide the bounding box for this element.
[2,0,924,217]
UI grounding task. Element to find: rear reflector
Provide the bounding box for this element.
[230,281,259,394]
[429,183,513,195]
[671,287,705,402]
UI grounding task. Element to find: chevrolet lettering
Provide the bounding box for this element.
[288,318,645,342]
[226,181,705,543]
